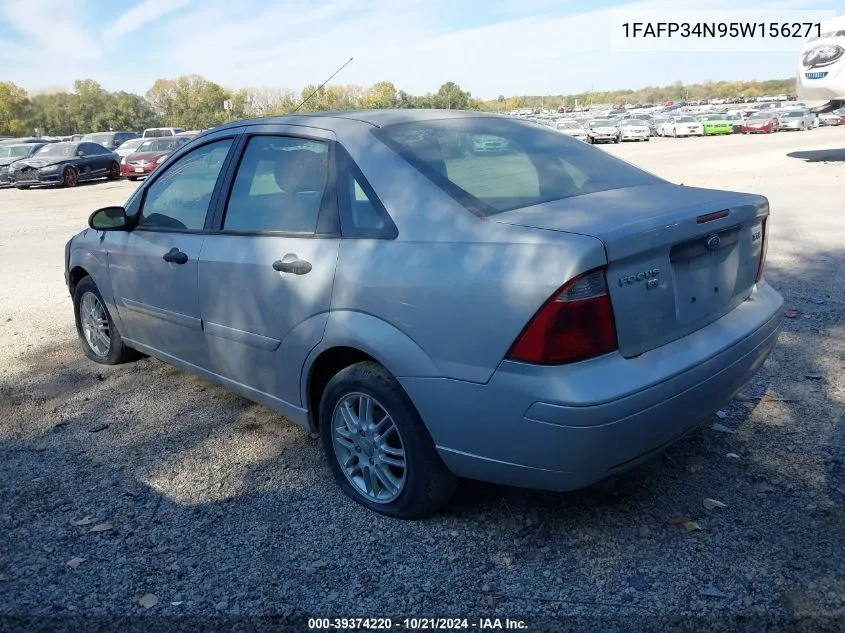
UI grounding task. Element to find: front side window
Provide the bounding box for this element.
[223,136,329,233]
[374,118,660,217]
[139,139,233,231]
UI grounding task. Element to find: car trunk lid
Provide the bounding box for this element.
[490,183,769,357]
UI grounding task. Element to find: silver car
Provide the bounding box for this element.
[65,111,783,518]
[555,119,588,141]
[779,110,814,131]
[618,119,651,141]
[586,119,622,144]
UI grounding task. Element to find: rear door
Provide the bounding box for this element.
[107,133,239,368]
[197,125,340,406]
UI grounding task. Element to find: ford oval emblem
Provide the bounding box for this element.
[705,234,721,250]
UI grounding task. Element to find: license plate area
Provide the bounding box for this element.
[670,227,741,326]
[134,167,144,173]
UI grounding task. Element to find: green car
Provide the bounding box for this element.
[697,114,734,135]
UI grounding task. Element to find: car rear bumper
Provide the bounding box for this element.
[121,164,156,177]
[401,282,783,491]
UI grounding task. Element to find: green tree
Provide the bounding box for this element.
[362,81,398,109]
[0,82,33,136]
[433,82,471,110]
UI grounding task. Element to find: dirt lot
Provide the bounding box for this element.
[1,130,844,630]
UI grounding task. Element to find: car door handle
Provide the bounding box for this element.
[272,254,312,275]
[162,247,188,265]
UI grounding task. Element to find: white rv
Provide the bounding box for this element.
[797,15,845,112]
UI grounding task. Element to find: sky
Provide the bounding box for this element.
[0,0,843,100]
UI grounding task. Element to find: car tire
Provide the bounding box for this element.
[62,166,78,188]
[614,136,621,144]
[73,276,138,365]
[319,361,457,519]
[128,176,138,182]
[107,162,119,180]
[15,185,30,190]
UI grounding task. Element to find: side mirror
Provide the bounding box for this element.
[88,206,129,231]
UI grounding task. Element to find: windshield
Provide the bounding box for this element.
[704,115,727,120]
[676,116,696,123]
[784,112,804,118]
[620,119,646,126]
[82,133,113,145]
[0,144,34,158]
[138,138,182,152]
[589,120,614,126]
[557,121,581,129]
[36,143,76,157]
[374,118,662,217]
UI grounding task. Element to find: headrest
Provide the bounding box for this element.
[274,149,327,193]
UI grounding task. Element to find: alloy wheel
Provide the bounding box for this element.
[79,292,110,357]
[331,392,407,504]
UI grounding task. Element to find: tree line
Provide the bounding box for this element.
[0,75,797,136]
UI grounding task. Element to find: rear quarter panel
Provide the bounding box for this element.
[327,125,608,383]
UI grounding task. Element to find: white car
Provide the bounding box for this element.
[618,119,651,141]
[555,119,588,141]
[114,138,145,159]
[660,116,704,138]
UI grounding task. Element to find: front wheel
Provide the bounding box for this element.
[73,277,138,365]
[128,176,138,182]
[62,166,78,188]
[614,136,621,144]
[320,361,456,519]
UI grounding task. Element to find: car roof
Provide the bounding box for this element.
[207,109,503,134]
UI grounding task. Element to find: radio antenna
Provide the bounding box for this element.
[292,57,354,114]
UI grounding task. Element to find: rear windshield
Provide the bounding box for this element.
[374,118,661,217]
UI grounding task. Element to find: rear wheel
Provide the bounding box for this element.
[62,167,78,188]
[319,361,456,519]
[107,162,119,180]
[73,276,138,365]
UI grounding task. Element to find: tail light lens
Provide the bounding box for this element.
[506,268,618,365]
[756,218,768,282]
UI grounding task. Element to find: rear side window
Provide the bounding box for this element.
[374,118,661,217]
[223,136,329,233]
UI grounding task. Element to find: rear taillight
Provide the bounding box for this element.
[506,268,618,365]
[756,218,768,283]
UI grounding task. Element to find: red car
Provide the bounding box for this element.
[741,114,780,134]
[120,135,193,180]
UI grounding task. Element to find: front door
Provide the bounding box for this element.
[197,131,340,406]
[108,137,236,369]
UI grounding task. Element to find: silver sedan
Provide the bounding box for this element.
[65,110,783,518]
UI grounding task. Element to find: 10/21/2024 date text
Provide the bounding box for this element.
[621,22,821,38]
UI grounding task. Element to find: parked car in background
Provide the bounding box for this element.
[660,116,704,137]
[618,119,650,141]
[697,114,733,135]
[65,110,782,518]
[0,142,48,187]
[649,116,670,136]
[81,131,139,150]
[586,119,621,143]
[778,110,814,131]
[120,135,193,180]
[0,137,54,145]
[818,111,842,126]
[142,127,186,138]
[555,119,588,141]
[741,113,780,134]
[9,141,120,189]
[115,137,146,159]
[722,113,744,133]
[71,134,85,142]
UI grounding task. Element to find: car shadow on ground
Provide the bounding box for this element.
[0,249,843,623]
[786,148,845,163]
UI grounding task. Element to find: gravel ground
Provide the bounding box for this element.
[1,130,844,632]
